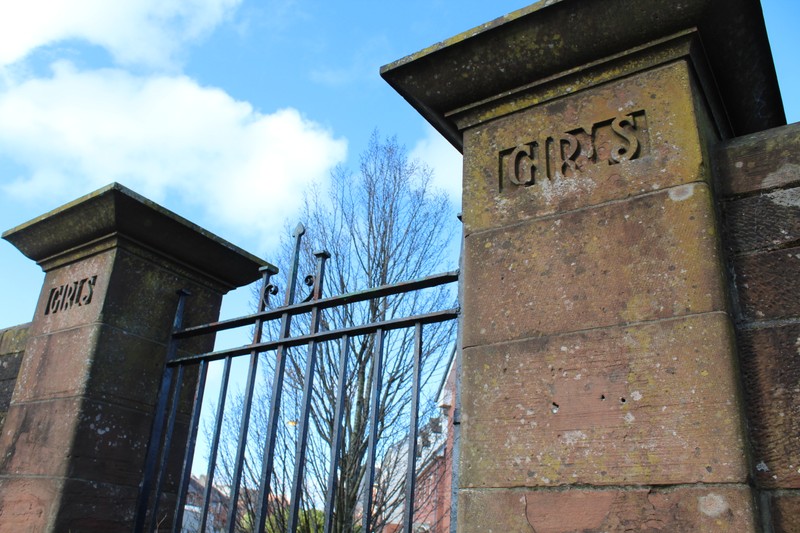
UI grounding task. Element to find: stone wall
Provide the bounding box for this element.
[718,122,800,532]
[0,324,28,432]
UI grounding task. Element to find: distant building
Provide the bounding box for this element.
[411,353,456,533]
[381,348,457,533]
[181,475,229,533]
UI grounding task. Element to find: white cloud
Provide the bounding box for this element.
[410,125,463,207]
[0,0,241,69]
[0,61,347,250]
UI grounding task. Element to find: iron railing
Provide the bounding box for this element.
[134,224,459,533]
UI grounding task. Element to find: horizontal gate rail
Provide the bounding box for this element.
[171,270,459,340]
[168,307,459,366]
[136,224,459,533]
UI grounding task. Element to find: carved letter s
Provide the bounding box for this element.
[610,114,640,163]
[81,276,97,305]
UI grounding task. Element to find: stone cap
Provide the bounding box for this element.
[381,0,784,150]
[2,183,271,289]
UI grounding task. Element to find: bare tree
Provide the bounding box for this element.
[208,131,457,532]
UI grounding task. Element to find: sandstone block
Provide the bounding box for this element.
[0,477,62,533]
[462,61,709,234]
[738,323,800,489]
[717,123,800,197]
[734,247,800,322]
[0,397,80,478]
[53,478,141,532]
[11,326,102,404]
[460,313,747,487]
[770,490,800,533]
[28,251,112,337]
[458,485,756,533]
[463,183,727,347]
[723,186,800,254]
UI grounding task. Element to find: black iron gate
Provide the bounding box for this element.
[134,224,459,533]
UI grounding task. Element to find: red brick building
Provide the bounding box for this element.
[410,354,456,533]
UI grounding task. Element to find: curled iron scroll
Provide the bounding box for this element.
[301,274,316,302]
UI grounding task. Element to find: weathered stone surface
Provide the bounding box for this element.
[0,325,29,434]
[9,322,182,412]
[102,245,223,347]
[458,485,756,533]
[0,477,62,533]
[0,394,173,487]
[28,244,222,348]
[733,247,800,322]
[88,325,183,410]
[0,476,141,533]
[0,351,23,383]
[4,316,201,486]
[0,325,29,356]
[53,478,141,532]
[462,61,710,233]
[770,490,800,533]
[717,122,800,197]
[722,186,800,254]
[463,183,727,347]
[0,397,80,478]
[27,251,111,337]
[461,312,746,488]
[11,327,102,404]
[0,380,14,409]
[68,399,155,486]
[737,324,800,489]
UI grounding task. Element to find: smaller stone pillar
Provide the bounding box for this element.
[0,183,267,532]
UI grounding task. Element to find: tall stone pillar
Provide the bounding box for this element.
[383,0,785,530]
[0,184,266,531]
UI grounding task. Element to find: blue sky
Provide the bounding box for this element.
[0,0,797,330]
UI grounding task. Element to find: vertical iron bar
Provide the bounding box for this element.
[253,224,306,532]
[172,358,209,532]
[149,364,186,532]
[450,218,465,533]
[323,334,351,533]
[135,367,175,533]
[448,343,462,533]
[402,323,423,533]
[225,265,279,533]
[199,355,233,532]
[224,356,256,531]
[287,250,330,532]
[133,289,189,533]
[361,327,385,533]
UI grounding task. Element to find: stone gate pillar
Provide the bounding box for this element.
[383,0,785,530]
[0,184,266,531]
